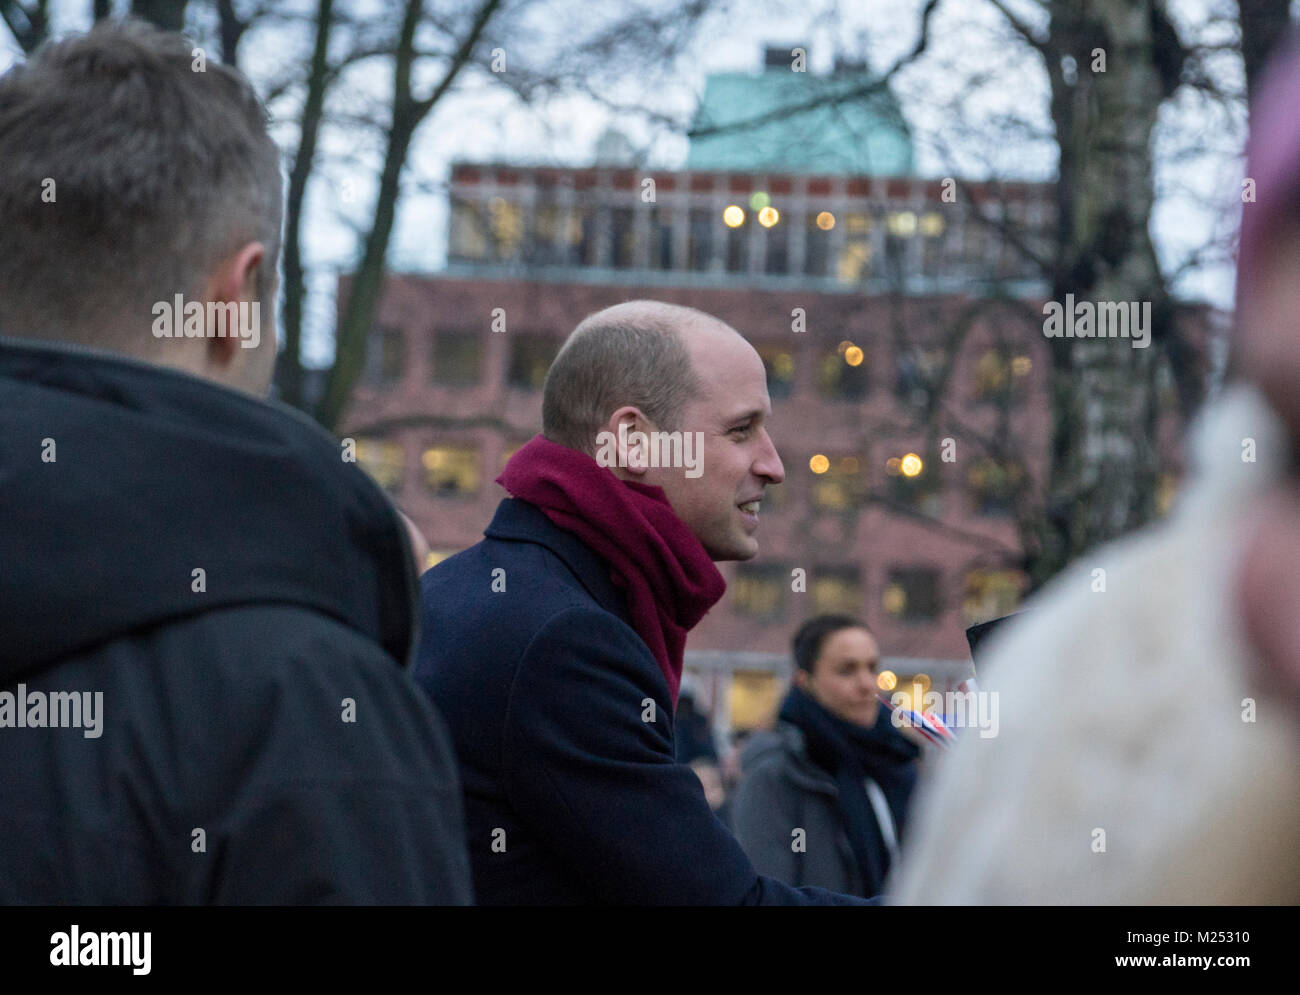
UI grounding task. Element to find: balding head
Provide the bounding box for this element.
[542,300,736,454]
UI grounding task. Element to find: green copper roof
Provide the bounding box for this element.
[686,69,914,177]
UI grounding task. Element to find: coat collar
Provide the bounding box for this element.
[485,497,631,622]
[744,723,841,796]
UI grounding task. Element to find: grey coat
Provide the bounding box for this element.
[731,723,872,897]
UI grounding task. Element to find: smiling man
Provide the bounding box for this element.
[414,300,868,904]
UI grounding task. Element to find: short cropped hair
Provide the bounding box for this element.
[0,19,283,352]
[541,302,706,454]
[793,614,873,674]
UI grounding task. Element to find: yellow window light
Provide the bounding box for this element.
[882,583,906,616]
[888,211,918,237]
[809,454,830,474]
[919,212,945,237]
[900,452,923,477]
[723,205,745,227]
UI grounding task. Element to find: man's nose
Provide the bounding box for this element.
[755,429,785,484]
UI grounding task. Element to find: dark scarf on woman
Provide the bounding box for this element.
[780,684,921,896]
[497,434,726,706]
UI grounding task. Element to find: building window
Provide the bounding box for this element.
[882,567,941,623]
[962,568,1022,626]
[894,347,946,407]
[819,344,869,400]
[567,207,595,266]
[508,336,562,389]
[968,458,1024,516]
[764,223,789,274]
[805,211,831,277]
[731,562,787,621]
[422,445,480,496]
[919,212,945,238]
[920,212,946,277]
[354,437,404,492]
[886,211,918,237]
[650,207,674,270]
[884,233,906,284]
[837,243,871,283]
[530,202,563,265]
[611,207,636,269]
[963,216,992,275]
[837,212,871,283]
[810,454,864,510]
[973,349,1031,403]
[885,452,942,515]
[432,331,481,386]
[730,670,781,731]
[364,326,406,386]
[812,566,862,615]
[754,342,795,400]
[487,196,524,261]
[449,198,490,261]
[725,221,748,273]
[688,209,713,271]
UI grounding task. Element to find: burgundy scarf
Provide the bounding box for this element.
[497,434,726,706]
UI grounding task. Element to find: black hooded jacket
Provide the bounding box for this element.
[0,337,473,904]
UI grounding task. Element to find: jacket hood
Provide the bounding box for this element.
[0,336,418,679]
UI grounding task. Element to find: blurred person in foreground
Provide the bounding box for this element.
[732,615,920,898]
[0,21,471,903]
[891,35,1300,905]
[414,300,869,904]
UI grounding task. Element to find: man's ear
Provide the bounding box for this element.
[793,669,810,692]
[204,241,265,368]
[608,406,651,478]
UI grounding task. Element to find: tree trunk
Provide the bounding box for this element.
[278,0,335,410]
[315,0,501,431]
[1031,0,1176,586]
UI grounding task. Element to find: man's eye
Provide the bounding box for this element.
[730,424,752,437]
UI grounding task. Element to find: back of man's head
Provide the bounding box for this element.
[541,300,708,454]
[0,20,282,367]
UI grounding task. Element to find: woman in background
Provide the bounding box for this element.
[731,614,921,898]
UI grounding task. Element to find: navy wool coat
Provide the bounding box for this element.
[414,497,868,905]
